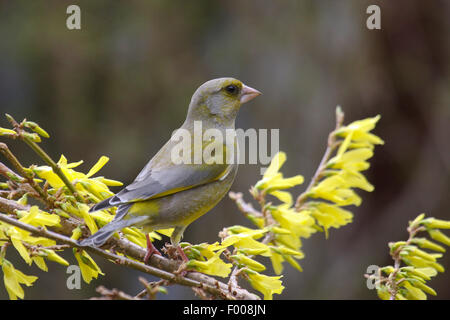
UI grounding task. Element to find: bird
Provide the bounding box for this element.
[79,78,261,262]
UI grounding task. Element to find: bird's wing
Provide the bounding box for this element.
[111,162,233,205]
[89,140,236,212]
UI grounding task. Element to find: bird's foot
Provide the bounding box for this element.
[174,246,191,277]
[177,245,189,263]
[162,243,189,262]
[174,261,190,278]
[144,234,161,264]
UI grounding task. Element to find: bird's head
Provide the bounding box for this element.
[186,78,261,127]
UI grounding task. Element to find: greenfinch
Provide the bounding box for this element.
[79,78,261,261]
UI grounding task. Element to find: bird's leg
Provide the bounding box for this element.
[174,246,190,277]
[171,226,189,262]
[177,245,189,262]
[144,233,161,264]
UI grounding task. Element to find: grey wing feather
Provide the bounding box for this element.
[79,205,148,247]
[114,163,229,203]
[88,163,230,213]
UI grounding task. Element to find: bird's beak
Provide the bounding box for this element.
[240,85,262,103]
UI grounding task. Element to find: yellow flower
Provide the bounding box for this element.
[17,206,61,228]
[86,156,109,178]
[407,267,437,281]
[402,255,444,273]
[124,229,147,248]
[78,204,98,234]
[284,255,303,272]
[6,225,56,265]
[88,209,114,226]
[187,250,232,278]
[63,203,98,234]
[231,254,266,272]
[71,226,82,240]
[188,242,227,260]
[309,203,353,238]
[269,191,293,207]
[34,155,122,192]
[246,271,284,300]
[43,249,70,266]
[255,152,304,192]
[428,229,450,247]
[423,218,450,229]
[221,229,271,257]
[269,251,284,275]
[270,207,315,240]
[328,148,373,172]
[79,179,115,202]
[34,155,84,188]
[309,175,362,206]
[23,120,50,138]
[335,115,384,147]
[0,127,17,137]
[401,281,427,300]
[269,246,304,275]
[1,259,37,300]
[275,233,302,252]
[272,245,304,257]
[325,117,383,185]
[74,250,104,284]
[10,237,32,265]
[377,286,391,300]
[32,256,48,272]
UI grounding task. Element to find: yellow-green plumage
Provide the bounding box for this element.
[79,78,261,249]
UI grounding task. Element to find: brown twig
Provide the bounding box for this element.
[4,114,84,204]
[295,107,345,211]
[136,277,168,300]
[0,196,29,214]
[92,286,140,300]
[21,138,85,204]
[0,212,236,298]
[229,192,263,218]
[0,117,260,300]
[0,143,49,203]
[227,189,277,299]
[0,205,259,300]
[386,225,424,300]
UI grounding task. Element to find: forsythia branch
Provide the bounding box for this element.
[0,203,258,300]
[366,213,450,300]
[0,109,385,300]
[295,106,344,210]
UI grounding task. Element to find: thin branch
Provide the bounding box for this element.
[0,212,238,299]
[295,107,345,210]
[92,286,140,300]
[227,191,277,298]
[387,225,424,300]
[0,143,49,203]
[0,205,259,300]
[21,138,85,203]
[0,161,22,181]
[4,114,84,203]
[0,118,260,300]
[0,196,29,214]
[229,192,263,218]
[136,277,168,300]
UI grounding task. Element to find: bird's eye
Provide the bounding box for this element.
[225,85,239,95]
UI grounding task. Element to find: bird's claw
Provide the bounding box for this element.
[174,262,190,278]
[177,245,189,263]
[144,234,162,264]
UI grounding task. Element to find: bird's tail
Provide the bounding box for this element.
[78,204,147,247]
[89,195,122,213]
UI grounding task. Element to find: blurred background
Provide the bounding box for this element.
[0,0,449,299]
